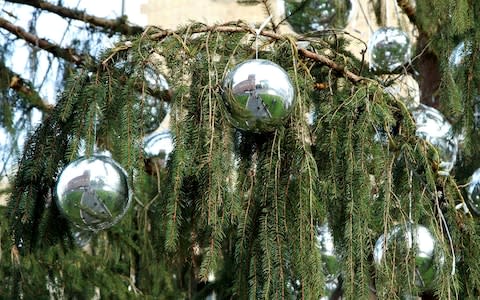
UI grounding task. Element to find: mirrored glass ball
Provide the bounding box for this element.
[411,104,458,176]
[374,223,443,291]
[448,41,472,70]
[316,223,340,298]
[466,168,480,216]
[55,155,132,232]
[143,129,174,166]
[284,0,353,33]
[139,66,170,134]
[384,74,420,109]
[368,27,412,73]
[222,59,295,132]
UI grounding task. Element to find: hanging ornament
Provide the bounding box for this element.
[374,223,444,292]
[411,104,458,176]
[139,62,171,134]
[384,74,420,110]
[448,40,472,70]
[55,154,132,232]
[222,59,295,132]
[142,110,174,175]
[316,223,341,299]
[284,0,353,34]
[466,168,480,216]
[368,27,412,73]
[71,228,93,248]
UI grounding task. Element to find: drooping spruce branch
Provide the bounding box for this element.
[4,0,144,36]
[146,22,367,84]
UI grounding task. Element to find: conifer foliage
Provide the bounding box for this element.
[1,0,480,299]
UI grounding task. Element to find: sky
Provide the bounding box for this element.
[0,0,147,177]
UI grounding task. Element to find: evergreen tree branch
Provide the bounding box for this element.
[4,0,144,36]
[0,63,53,113]
[0,16,90,66]
[148,23,365,83]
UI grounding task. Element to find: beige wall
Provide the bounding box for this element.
[140,0,415,60]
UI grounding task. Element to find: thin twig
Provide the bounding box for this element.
[5,0,144,35]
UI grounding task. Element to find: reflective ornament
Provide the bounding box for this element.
[466,168,480,216]
[55,154,132,232]
[71,229,93,248]
[368,27,412,73]
[140,65,170,134]
[284,0,353,33]
[448,41,472,70]
[374,223,443,291]
[316,224,341,299]
[222,59,295,132]
[411,104,458,175]
[143,129,174,167]
[384,74,420,109]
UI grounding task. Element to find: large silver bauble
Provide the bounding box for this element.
[316,223,340,299]
[284,0,353,33]
[55,154,132,232]
[466,168,480,216]
[368,27,412,73]
[374,223,443,291]
[143,129,174,167]
[411,104,458,176]
[222,59,295,132]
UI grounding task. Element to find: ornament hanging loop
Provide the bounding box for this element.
[255,15,272,60]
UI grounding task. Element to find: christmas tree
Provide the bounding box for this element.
[1,0,480,299]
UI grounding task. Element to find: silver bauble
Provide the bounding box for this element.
[71,228,93,248]
[384,74,420,109]
[411,104,458,176]
[368,27,412,73]
[448,41,472,70]
[284,0,353,33]
[222,59,295,132]
[374,223,443,291]
[143,129,174,167]
[316,223,340,299]
[466,168,480,216]
[55,154,132,232]
[140,65,170,134]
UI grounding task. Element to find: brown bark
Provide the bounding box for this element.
[5,0,144,36]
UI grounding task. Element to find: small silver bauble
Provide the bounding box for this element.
[140,66,170,134]
[466,168,480,216]
[284,0,353,33]
[374,223,443,291]
[316,223,340,298]
[384,74,420,109]
[222,59,295,132]
[448,41,472,70]
[143,129,174,167]
[71,228,93,248]
[55,154,132,232]
[368,27,412,73]
[410,104,458,175]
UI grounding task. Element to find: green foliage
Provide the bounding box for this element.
[2,0,480,298]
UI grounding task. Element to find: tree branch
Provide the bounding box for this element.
[0,57,52,113]
[0,16,90,66]
[5,0,144,36]
[148,23,365,83]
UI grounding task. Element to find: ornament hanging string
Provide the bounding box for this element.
[255,15,273,59]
